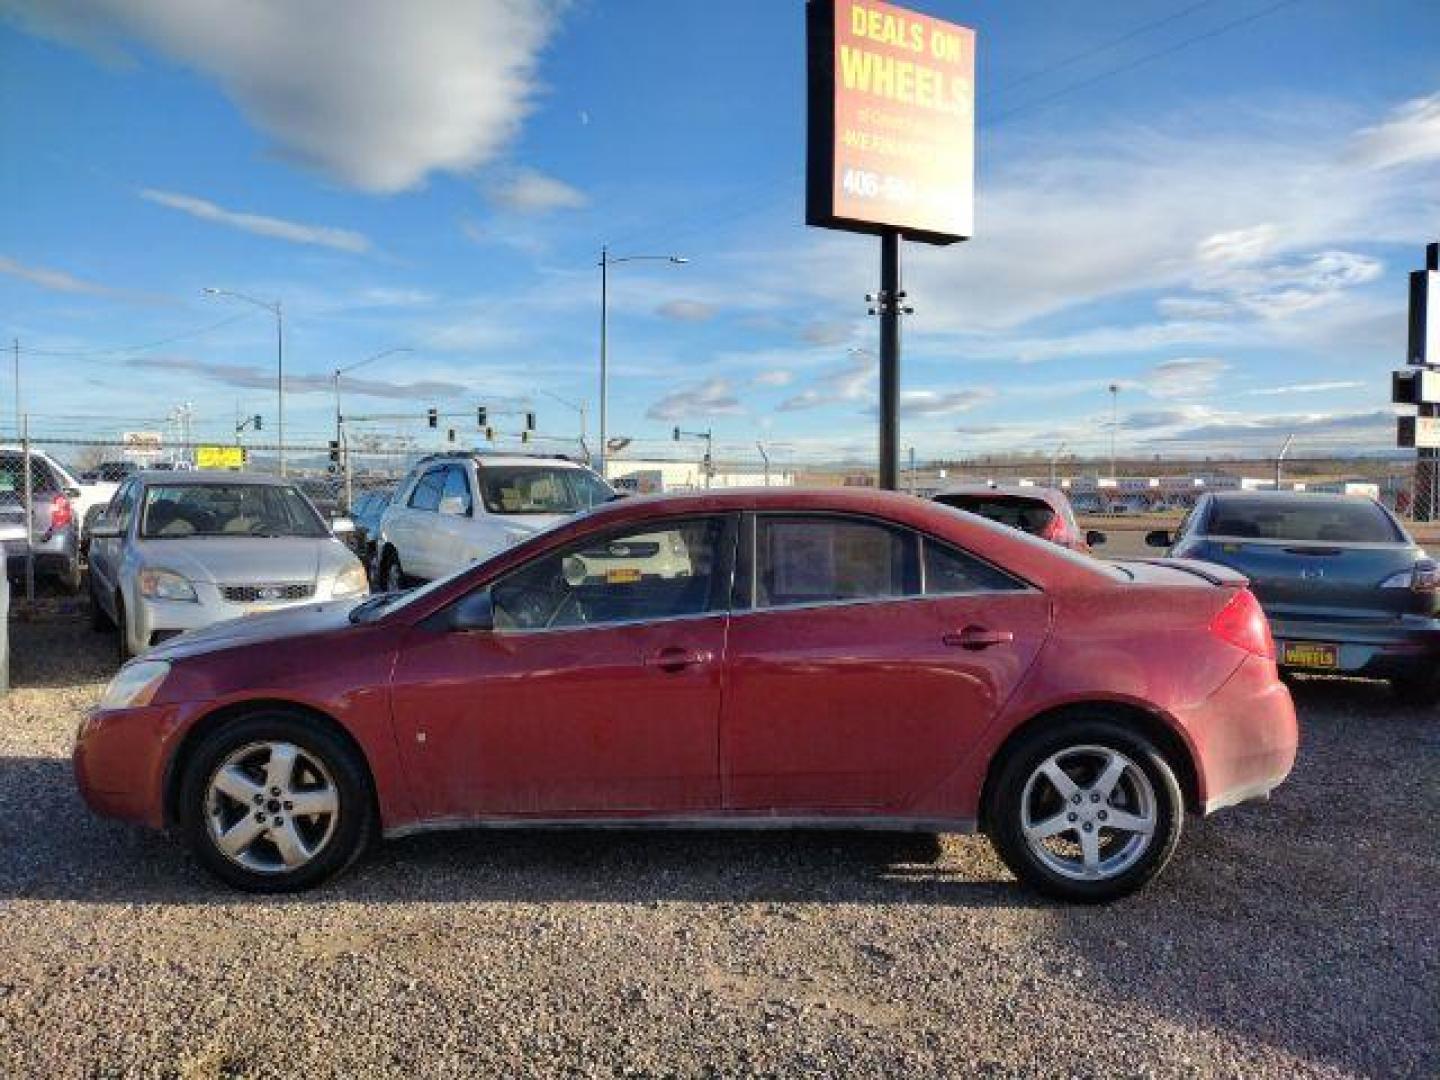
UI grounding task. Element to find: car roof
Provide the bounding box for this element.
[1208,490,1378,507]
[134,470,297,486]
[936,483,1064,501]
[414,452,587,470]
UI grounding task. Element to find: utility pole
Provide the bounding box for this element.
[1108,383,1120,482]
[756,441,771,487]
[1050,441,1067,488]
[12,339,19,440]
[908,446,916,494]
[1274,433,1295,490]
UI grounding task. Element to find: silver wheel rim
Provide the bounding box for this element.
[205,741,339,874]
[1020,744,1157,882]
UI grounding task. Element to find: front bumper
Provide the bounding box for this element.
[1182,654,1299,815]
[73,702,185,829]
[1271,614,1440,679]
[131,581,357,652]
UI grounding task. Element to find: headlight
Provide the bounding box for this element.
[331,563,369,598]
[99,660,171,711]
[138,568,197,602]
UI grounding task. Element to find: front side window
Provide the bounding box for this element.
[139,484,329,538]
[490,517,726,631]
[755,515,917,609]
[440,465,472,516]
[408,468,445,512]
[477,465,613,515]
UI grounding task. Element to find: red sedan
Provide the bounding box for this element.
[75,488,1296,902]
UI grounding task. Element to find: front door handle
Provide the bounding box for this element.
[644,646,714,672]
[943,626,1014,650]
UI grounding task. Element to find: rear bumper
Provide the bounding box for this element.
[1271,614,1440,679]
[1182,654,1298,815]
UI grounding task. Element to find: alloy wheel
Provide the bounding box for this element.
[1019,744,1157,882]
[204,741,339,874]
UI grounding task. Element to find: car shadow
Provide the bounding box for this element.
[0,755,1034,910]
[8,618,116,690]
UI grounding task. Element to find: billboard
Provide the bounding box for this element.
[806,0,975,244]
[195,445,246,470]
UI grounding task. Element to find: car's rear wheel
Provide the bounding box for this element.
[178,712,375,892]
[986,718,1183,903]
[380,548,406,593]
[56,554,82,595]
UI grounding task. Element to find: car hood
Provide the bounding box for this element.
[138,536,352,585]
[147,598,360,661]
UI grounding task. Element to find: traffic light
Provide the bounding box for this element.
[328,440,340,464]
[477,406,488,427]
[484,426,495,441]
[427,407,438,429]
[525,411,536,431]
[253,415,263,431]
[447,428,456,443]
[673,426,680,441]
[521,430,531,444]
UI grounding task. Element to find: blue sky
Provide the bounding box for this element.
[1,0,1438,465]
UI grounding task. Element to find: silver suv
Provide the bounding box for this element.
[374,453,616,589]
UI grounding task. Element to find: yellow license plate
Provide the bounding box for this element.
[605,568,641,584]
[1281,641,1338,669]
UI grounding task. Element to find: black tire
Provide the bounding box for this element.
[379,548,406,592]
[177,711,376,893]
[1391,672,1440,706]
[89,572,113,631]
[56,555,82,595]
[114,592,134,663]
[985,717,1184,904]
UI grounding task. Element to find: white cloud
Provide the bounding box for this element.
[753,370,794,387]
[1246,380,1367,396]
[800,320,855,346]
[9,0,563,193]
[655,299,717,323]
[645,378,743,422]
[0,254,132,299]
[486,168,587,214]
[1349,92,1440,170]
[1145,358,1229,400]
[898,388,995,417]
[1197,224,1279,266]
[139,189,371,253]
[779,349,875,412]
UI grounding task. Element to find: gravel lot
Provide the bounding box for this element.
[1,615,1436,1078]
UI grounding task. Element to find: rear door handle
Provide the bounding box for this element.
[943,626,1014,650]
[644,646,714,672]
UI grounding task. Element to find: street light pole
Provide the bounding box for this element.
[1108,383,1120,482]
[204,288,285,474]
[597,247,688,478]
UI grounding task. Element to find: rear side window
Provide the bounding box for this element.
[408,468,445,512]
[755,515,917,608]
[1207,498,1400,543]
[923,539,1025,595]
[936,493,1056,537]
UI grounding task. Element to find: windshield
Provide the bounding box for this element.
[1206,497,1402,543]
[477,465,612,515]
[140,484,329,539]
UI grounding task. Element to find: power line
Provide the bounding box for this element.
[18,310,258,358]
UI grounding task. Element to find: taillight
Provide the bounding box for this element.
[1209,589,1274,660]
[1039,516,1066,543]
[50,493,73,531]
[1380,559,1440,594]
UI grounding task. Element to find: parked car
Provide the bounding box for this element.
[0,446,84,591]
[934,484,1105,553]
[1148,490,1440,701]
[87,471,368,659]
[348,486,394,574]
[374,452,614,589]
[76,487,1296,900]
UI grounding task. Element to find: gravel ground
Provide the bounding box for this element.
[1,617,1436,1079]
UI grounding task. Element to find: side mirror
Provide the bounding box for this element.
[1085,530,1107,548]
[89,515,122,539]
[446,590,494,633]
[330,516,356,535]
[1145,529,1173,549]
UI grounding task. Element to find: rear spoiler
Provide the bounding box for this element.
[1113,557,1250,587]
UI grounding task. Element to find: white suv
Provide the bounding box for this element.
[374,454,619,589]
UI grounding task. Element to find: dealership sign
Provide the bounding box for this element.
[806,0,975,244]
[195,445,246,470]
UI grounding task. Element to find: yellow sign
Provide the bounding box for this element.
[195,445,247,470]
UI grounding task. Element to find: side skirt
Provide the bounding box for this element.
[385,814,979,841]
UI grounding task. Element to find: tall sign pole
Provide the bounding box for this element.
[1393,242,1440,519]
[806,0,975,490]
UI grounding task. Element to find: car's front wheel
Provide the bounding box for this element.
[986,718,1183,903]
[178,711,375,892]
[379,548,406,593]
